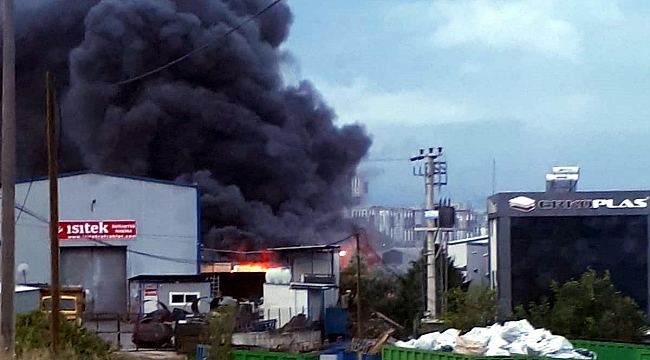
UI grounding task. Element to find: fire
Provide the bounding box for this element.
[231,262,282,273]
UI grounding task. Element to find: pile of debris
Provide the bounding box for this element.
[349,311,408,340]
[392,320,596,359]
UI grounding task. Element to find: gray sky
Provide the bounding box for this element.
[283,0,650,206]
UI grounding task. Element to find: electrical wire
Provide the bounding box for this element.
[361,158,406,162]
[89,238,199,265]
[115,0,285,86]
[200,232,355,254]
[15,179,33,223]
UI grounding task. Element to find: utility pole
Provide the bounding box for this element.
[46,72,61,353]
[1,0,17,353]
[411,147,444,322]
[355,231,362,337]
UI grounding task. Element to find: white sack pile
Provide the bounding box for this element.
[394,320,596,359]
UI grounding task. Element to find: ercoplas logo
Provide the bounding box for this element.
[535,197,650,210]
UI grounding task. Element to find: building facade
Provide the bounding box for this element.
[349,206,420,243]
[129,275,212,315]
[349,202,487,245]
[452,202,488,240]
[488,190,650,314]
[5,172,200,315]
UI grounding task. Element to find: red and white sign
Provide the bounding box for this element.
[144,289,157,297]
[58,220,137,240]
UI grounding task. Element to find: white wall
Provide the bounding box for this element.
[448,244,468,268]
[4,173,199,284]
[489,219,498,289]
[263,283,309,327]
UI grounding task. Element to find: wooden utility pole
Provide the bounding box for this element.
[46,72,61,353]
[1,0,17,352]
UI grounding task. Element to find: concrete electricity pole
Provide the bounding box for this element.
[1,0,17,352]
[411,147,443,322]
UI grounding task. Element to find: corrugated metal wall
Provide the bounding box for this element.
[8,172,199,294]
[61,246,127,315]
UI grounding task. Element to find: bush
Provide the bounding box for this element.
[15,311,114,359]
[203,305,236,360]
[444,287,500,331]
[514,269,649,343]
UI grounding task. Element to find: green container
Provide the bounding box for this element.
[571,340,650,360]
[197,348,320,360]
[233,350,320,360]
[381,345,579,360]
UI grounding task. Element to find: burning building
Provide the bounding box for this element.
[202,245,341,327]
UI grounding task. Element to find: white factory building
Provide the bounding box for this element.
[3,171,200,316]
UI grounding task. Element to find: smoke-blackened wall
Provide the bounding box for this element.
[6,0,371,249]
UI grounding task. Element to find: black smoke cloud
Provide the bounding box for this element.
[7,0,371,249]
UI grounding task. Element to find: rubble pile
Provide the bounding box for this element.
[394,320,597,359]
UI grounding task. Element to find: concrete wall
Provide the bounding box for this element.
[466,242,489,287]
[4,172,199,285]
[232,330,321,351]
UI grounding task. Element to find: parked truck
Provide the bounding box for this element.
[39,285,86,325]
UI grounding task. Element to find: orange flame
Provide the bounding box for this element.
[231,262,282,273]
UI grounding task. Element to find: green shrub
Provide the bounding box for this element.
[514,269,649,343]
[444,287,500,331]
[16,311,114,359]
[203,305,236,360]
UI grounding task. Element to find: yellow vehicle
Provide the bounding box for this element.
[39,286,86,326]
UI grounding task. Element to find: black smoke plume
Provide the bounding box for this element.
[6,0,371,249]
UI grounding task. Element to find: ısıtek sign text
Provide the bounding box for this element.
[508,196,650,213]
[58,220,137,240]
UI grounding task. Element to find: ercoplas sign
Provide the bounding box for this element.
[510,197,650,212]
[58,220,137,240]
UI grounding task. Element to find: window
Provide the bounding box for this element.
[42,298,76,311]
[169,292,201,305]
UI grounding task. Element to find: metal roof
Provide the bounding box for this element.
[128,274,212,282]
[267,244,341,252]
[0,284,40,293]
[16,171,198,189]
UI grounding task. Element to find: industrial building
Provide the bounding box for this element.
[128,274,213,315]
[7,171,201,316]
[488,167,650,314]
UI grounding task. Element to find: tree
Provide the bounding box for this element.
[514,269,648,343]
[444,286,500,331]
[340,256,401,315]
[340,251,466,335]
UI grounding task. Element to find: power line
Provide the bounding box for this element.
[115,0,285,86]
[361,158,405,163]
[15,178,33,223]
[200,232,355,254]
[89,238,198,265]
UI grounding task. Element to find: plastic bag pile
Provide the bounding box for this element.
[394,320,596,359]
